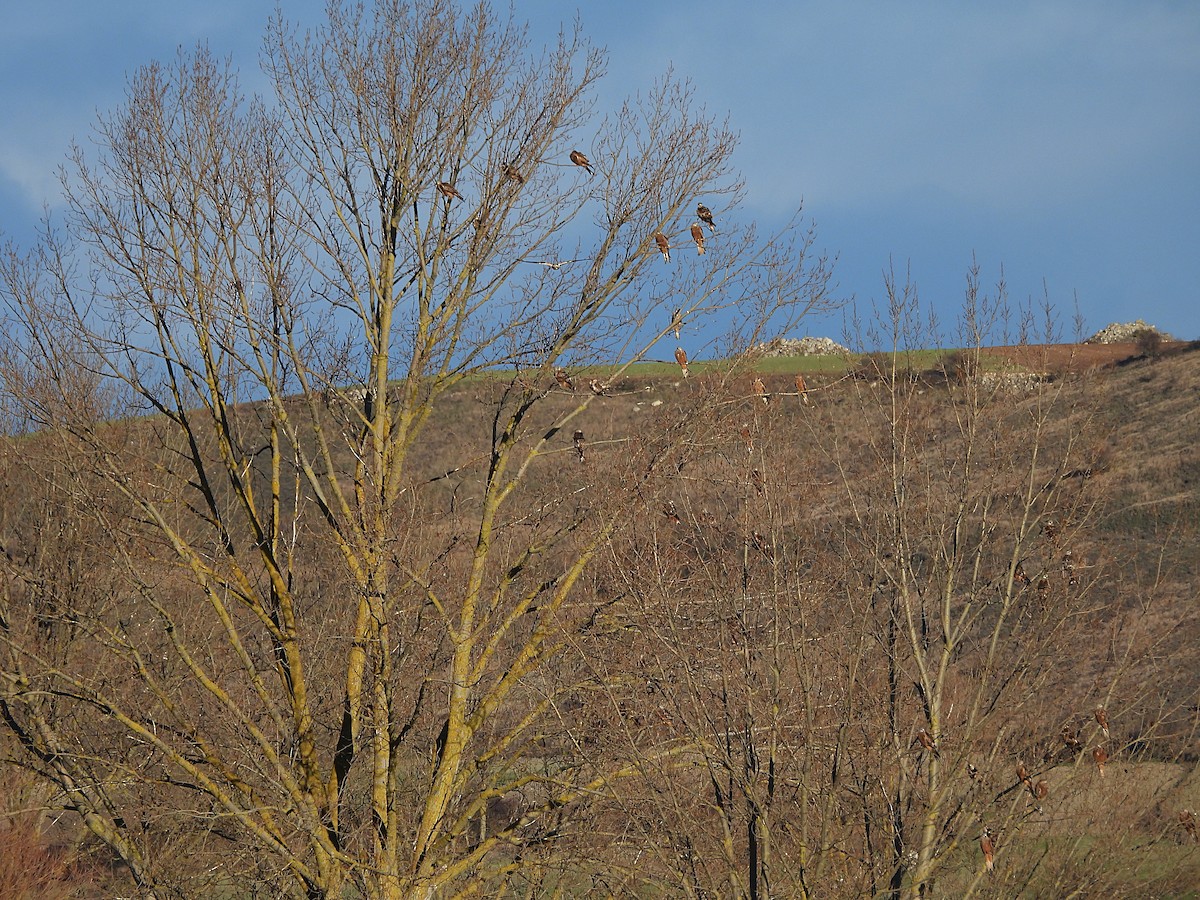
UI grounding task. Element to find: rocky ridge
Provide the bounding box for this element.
[758,336,853,357]
[1085,319,1172,344]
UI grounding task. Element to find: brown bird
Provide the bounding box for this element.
[436,181,463,201]
[674,346,690,377]
[1180,809,1198,842]
[915,728,940,758]
[569,149,593,174]
[1033,779,1049,800]
[696,202,716,231]
[1093,745,1109,777]
[1014,563,1031,586]
[980,827,995,873]
[751,468,765,496]
[671,307,684,339]
[654,232,671,262]
[1016,761,1032,789]
[750,530,773,559]
[740,424,753,454]
[1062,727,1083,752]
[588,378,609,396]
[503,162,524,183]
[753,377,769,405]
[554,367,575,391]
[1094,706,1110,739]
[572,429,585,463]
[662,501,681,524]
[690,222,706,254]
[794,373,809,405]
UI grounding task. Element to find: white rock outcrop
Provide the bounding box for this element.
[1084,320,1170,344]
[757,336,852,357]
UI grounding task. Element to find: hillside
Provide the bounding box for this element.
[2,341,1198,897]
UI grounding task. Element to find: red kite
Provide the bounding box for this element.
[572,429,585,463]
[980,828,995,872]
[554,368,575,391]
[503,163,524,183]
[1180,809,1198,842]
[569,150,593,174]
[753,377,768,405]
[674,346,689,377]
[1016,761,1031,789]
[671,307,684,339]
[1033,779,1049,800]
[696,203,716,231]
[915,728,939,757]
[1094,706,1110,739]
[588,378,609,396]
[1062,727,1082,752]
[1093,745,1108,777]
[654,232,671,262]
[795,373,809,405]
[690,222,706,255]
[436,181,462,201]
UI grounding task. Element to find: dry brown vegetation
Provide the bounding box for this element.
[0,2,1197,898]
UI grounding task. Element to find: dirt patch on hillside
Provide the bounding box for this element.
[985,342,1145,373]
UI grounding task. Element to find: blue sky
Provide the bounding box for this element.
[2,1,1197,342]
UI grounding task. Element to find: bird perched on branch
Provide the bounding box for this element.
[569,149,593,174]
[696,203,716,231]
[572,430,585,463]
[674,347,690,377]
[915,728,939,758]
[1094,706,1110,738]
[980,827,996,873]
[1062,727,1083,752]
[751,469,765,496]
[654,232,671,262]
[1093,745,1108,777]
[503,162,524,183]
[1016,761,1032,790]
[670,308,684,339]
[690,222,706,255]
[1180,809,1198,842]
[1033,779,1048,800]
[795,373,809,405]
[554,368,575,391]
[588,378,609,396]
[753,377,769,405]
[436,181,463,201]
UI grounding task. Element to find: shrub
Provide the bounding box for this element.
[1134,328,1164,359]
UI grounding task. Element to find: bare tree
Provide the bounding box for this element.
[577,265,1196,899]
[0,1,833,897]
